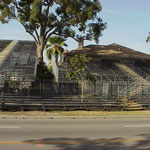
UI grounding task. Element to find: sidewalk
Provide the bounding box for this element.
[0,110,150,119]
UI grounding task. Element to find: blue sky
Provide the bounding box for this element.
[0,0,150,54]
[99,0,150,54]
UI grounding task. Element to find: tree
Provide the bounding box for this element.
[64,17,107,48]
[66,54,95,101]
[36,61,54,79]
[0,0,106,62]
[46,36,67,65]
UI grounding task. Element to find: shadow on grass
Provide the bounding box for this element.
[24,135,150,150]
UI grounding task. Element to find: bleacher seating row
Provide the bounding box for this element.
[0,95,124,111]
[86,61,134,82]
[127,63,150,79]
[1,94,150,111]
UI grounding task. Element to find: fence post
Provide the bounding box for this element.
[1,98,5,110]
[127,81,128,95]
[40,80,42,94]
[21,99,24,111]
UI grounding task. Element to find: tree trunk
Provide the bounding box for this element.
[78,40,84,48]
[81,80,84,102]
[36,43,44,62]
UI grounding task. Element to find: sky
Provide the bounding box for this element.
[0,0,150,54]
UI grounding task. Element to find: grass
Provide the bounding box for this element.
[0,110,150,117]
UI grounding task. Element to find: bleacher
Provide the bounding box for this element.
[1,41,150,111]
[0,41,37,81]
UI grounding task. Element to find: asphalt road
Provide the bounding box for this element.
[0,118,150,150]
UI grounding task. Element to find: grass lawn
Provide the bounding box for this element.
[0,110,150,116]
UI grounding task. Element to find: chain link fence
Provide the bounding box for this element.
[0,79,150,99]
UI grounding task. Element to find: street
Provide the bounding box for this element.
[0,118,150,150]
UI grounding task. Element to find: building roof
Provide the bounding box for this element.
[70,43,150,60]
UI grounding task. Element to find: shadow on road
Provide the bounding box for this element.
[24,135,150,150]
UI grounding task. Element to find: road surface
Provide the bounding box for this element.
[0,118,150,150]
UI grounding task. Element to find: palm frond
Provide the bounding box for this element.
[45,36,68,62]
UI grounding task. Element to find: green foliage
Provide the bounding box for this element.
[0,0,106,60]
[146,32,150,43]
[36,61,53,79]
[6,80,20,88]
[55,0,107,43]
[66,54,95,82]
[46,36,67,61]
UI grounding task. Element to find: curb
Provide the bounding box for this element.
[0,115,150,119]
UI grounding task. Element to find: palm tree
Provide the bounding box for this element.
[46,36,67,66]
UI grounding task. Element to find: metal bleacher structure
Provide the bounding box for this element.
[0,40,37,81]
[67,44,150,110]
[85,61,149,110]
[1,41,150,111]
[0,40,39,110]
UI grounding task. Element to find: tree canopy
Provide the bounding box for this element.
[0,0,106,62]
[66,54,95,82]
[66,54,95,100]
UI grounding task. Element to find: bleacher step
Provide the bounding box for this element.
[0,41,17,66]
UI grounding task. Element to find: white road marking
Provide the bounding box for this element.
[124,125,150,128]
[0,126,20,129]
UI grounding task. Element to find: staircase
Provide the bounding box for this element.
[115,63,145,81]
[115,63,150,110]
[0,41,17,89]
[121,96,143,111]
[0,41,17,67]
